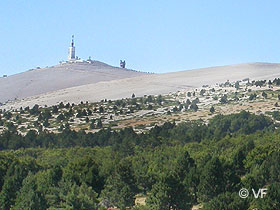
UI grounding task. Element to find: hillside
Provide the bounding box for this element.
[1,76,279,135]
[1,64,280,209]
[0,61,145,104]
[3,62,280,109]
[0,79,280,209]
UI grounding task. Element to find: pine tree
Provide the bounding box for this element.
[90,119,95,129]
[198,157,225,202]
[11,173,47,210]
[96,119,102,128]
[190,104,198,112]
[210,106,215,113]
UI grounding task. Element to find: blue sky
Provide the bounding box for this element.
[0,0,280,75]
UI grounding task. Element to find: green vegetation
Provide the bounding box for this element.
[0,111,279,209]
[2,78,280,209]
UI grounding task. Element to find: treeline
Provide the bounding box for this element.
[0,111,279,209]
[0,111,274,151]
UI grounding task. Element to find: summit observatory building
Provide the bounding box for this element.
[68,35,76,61]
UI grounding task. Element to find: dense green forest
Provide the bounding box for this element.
[0,111,279,209]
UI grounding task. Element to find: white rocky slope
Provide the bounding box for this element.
[3,62,280,109]
[0,61,145,103]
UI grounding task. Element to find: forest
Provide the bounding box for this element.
[0,111,279,209]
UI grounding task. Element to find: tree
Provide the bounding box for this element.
[63,156,104,194]
[198,157,225,202]
[101,159,137,210]
[157,95,163,105]
[176,151,198,203]
[42,110,52,120]
[99,106,104,113]
[11,173,47,210]
[82,109,87,116]
[234,81,240,90]
[253,182,280,210]
[262,91,267,99]
[178,104,183,111]
[87,108,92,116]
[58,102,64,109]
[38,114,43,121]
[204,192,249,210]
[48,181,98,210]
[132,93,135,98]
[255,80,266,87]
[0,154,14,192]
[192,98,199,104]
[96,119,103,128]
[3,112,12,120]
[259,152,280,184]
[147,151,195,210]
[43,119,50,128]
[65,103,70,108]
[66,108,73,117]
[186,99,191,106]
[147,95,153,103]
[29,104,40,115]
[200,89,206,96]
[52,106,58,114]
[190,104,198,112]
[147,173,192,210]
[210,106,215,114]
[146,178,170,210]
[76,109,82,118]
[7,122,17,133]
[220,95,228,104]
[56,113,65,121]
[0,160,39,210]
[90,119,95,129]
[249,93,257,100]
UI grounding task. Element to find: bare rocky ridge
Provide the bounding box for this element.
[2,62,280,109]
[0,61,145,103]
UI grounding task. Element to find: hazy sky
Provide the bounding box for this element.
[1,0,280,75]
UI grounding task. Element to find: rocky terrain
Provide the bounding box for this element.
[1,77,280,136]
[2,62,280,110]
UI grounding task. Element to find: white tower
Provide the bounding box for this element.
[68,35,76,61]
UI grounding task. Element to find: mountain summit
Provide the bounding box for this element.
[0,61,145,104]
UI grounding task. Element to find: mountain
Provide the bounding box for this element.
[2,62,280,109]
[0,61,145,103]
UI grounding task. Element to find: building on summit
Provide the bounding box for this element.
[64,35,93,64]
[66,35,90,63]
[64,36,125,67]
[68,35,76,61]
